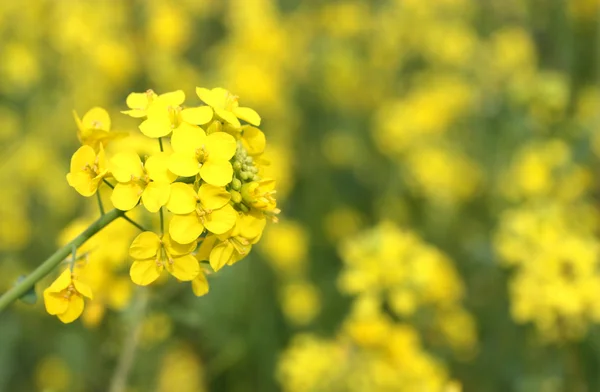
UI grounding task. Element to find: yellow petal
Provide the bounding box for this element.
[181,107,213,125]
[191,272,210,296]
[141,182,171,212]
[43,291,69,315]
[121,109,147,118]
[110,151,143,182]
[234,106,261,126]
[126,92,150,110]
[169,152,200,177]
[171,122,207,154]
[196,235,218,261]
[70,145,96,172]
[66,172,96,197]
[111,182,143,211]
[145,152,177,183]
[97,144,108,172]
[196,87,226,109]
[198,184,231,210]
[204,204,237,235]
[57,295,85,323]
[82,107,111,131]
[163,233,197,256]
[129,231,161,259]
[73,279,93,299]
[215,108,240,128]
[139,116,172,138]
[47,268,73,292]
[238,214,267,243]
[166,254,200,281]
[166,183,197,214]
[169,213,204,244]
[205,132,237,160]
[158,90,185,106]
[200,159,233,186]
[130,260,163,286]
[241,126,266,155]
[210,241,235,272]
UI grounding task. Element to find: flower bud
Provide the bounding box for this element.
[233,161,242,171]
[232,178,242,191]
[207,120,222,134]
[231,190,242,203]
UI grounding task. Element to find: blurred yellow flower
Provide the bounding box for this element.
[73,107,126,150]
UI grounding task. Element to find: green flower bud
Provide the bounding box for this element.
[231,190,242,204]
[240,171,250,180]
[239,203,249,212]
[233,161,242,171]
[231,178,242,191]
[207,120,223,134]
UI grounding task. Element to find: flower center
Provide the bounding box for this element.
[224,92,239,111]
[195,146,209,164]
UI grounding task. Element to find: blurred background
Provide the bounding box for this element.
[1,0,600,391]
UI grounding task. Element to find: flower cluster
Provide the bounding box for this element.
[45,87,279,323]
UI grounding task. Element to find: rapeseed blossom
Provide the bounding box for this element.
[43,268,92,323]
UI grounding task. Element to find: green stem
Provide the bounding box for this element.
[122,214,147,232]
[103,179,115,189]
[97,192,105,215]
[0,209,124,313]
[159,207,164,236]
[158,137,164,152]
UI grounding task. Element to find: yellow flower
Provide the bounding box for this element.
[168,123,237,186]
[138,90,213,138]
[167,183,238,243]
[129,231,199,286]
[110,151,176,212]
[196,87,261,128]
[197,213,266,272]
[43,268,92,323]
[240,126,266,156]
[66,144,108,197]
[121,89,158,118]
[73,107,127,150]
[241,178,280,214]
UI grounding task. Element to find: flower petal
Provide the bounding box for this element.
[43,291,69,315]
[111,182,143,211]
[204,204,237,235]
[200,159,233,186]
[139,115,172,138]
[73,279,93,299]
[130,260,163,286]
[198,184,231,210]
[196,235,218,261]
[164,233,197,256]
[205,132,237,160]
[196,87,226,109]
[57,295,85,323]
[110,151,144,182]
[169,214,204,244]
[129,231,161,259]
[141,182,170,212]
[192,272,210,296]
[234,106,261,126]
[145,152,177,183]
[171,122,206,154]
[210,241,235,272]
[215,108,241,128]
[70,145,96,172]
[166,254,200,281]
[166,183,197,214]
[47,269,73,292]
[158,90,185,106]
[82,107,111,131]
[181,107,213,125]
[169,152,200,177]
[241,126,266,155]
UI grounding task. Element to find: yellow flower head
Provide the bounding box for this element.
[197,213,266,272]
[241,178,280,214]
[110,151,176,212]
[196,87,261,128]
[138,90,213,138]
[43,268,93,324]
[167,183,238,243]
[169,123,237,186]
[66,144,108,197]
[121,89,158,118]
[73,107,127,150]
[129,231,199,286]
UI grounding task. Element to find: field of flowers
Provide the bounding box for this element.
[1,0,600,391]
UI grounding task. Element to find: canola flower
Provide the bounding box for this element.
[0,87,279,324]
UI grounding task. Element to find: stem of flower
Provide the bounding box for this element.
[0,209,124,313]
[97,192,105,216]
[159,207,164,236]
[122,214,148,232]
[103,179,115,189]
[158,137,164,152]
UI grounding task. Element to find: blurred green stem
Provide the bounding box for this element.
[0,208,124,313]
[108,288,148,392]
